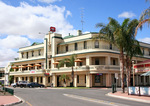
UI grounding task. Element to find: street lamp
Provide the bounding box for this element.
[132,60,135,86]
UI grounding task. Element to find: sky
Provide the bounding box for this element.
[0,0,150,67]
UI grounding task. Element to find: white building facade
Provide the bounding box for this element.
[8,30,150,87]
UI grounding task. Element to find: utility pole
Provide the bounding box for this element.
[80,8,84,32]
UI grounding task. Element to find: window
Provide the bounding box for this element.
[143,49,144,55]
[79,62,82,66]
[95,58,99,65]
[95,40,99,48]
[113,59,116,65]
[110,44,112,50]
[84,41,87,49]
[66,45,68,52]
[48,77,50,83]
[32,51,34,57]
[41,77,43,83]
[26,77,28,81]
[57,47,59,54]
[22,77,24,81]
[75,43,78,50]
[149,50,150,56]
[16,77,18,82]
[26,52,28,59]
[77,75,79,83]
[38,49,41,56]
[21,52,24,58]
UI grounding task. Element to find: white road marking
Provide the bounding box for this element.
[63,94,129,106]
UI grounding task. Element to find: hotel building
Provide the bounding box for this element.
[9,30,150,87]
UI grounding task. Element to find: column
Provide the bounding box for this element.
[28,76,30,82]
[86,73,92,87]
[35,66,37,70]
[18,77,21,81]
[43,76,46,86]
[52,74,57,87]
[34,77,37,83]
[86,56,91,65]
[14,69,16,72]
[106,73,111,87]
[107,56,111,65]
[74,74,77,87]
[14,77,16,83]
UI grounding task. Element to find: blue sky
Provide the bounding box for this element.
[0,0,150,66]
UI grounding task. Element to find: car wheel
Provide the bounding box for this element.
[20,85,23,88]
[40,86,43,88]
[29,85,32,88]
[13,85,16,88]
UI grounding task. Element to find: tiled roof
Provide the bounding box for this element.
[31,42,43,46]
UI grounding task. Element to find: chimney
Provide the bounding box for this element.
[77,30,82,36]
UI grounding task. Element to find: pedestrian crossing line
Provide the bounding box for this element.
[26,101,32,106]
[63,94,129,106]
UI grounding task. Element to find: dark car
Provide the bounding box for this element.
[27,82,45,88]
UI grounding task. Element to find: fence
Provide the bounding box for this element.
[2,87,14,95]
[128,86,150,96]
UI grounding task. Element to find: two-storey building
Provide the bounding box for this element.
[9,30,150,87]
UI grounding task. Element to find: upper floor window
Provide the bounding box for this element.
[143,49,145,55]
[32,51,34,57]
[95,40,99,48]
[95,58,99,65]
[84,41,87,49]
[110,44,112,50]
[113,59,116,65]
[21,52,24,58]
[149,50,150,56]
[57,47,59,54]
[75,43,78,50]
[26,52,28,59]
[66,45,68,52]
[38,49,41,56]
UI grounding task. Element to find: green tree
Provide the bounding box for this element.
[134,0,150,36]
[96,18,140,93]
[58,54,76,87]
[59,74,70,87]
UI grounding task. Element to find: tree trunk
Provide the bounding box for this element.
[128,60,132,87]
[120,49,125,93]
[71,66,74,87]
[126,56,129,93]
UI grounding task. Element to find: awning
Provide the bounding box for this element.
[141,71,150,76]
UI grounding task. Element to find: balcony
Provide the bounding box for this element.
[51,65,120,73]
[10,69,44,75]
[57,45,119,55]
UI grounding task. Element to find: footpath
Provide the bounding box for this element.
[108,91,150,104]
[0,91,22,106]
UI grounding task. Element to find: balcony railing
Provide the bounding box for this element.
[19,54,44,60]
[57,45,119,54]
[51,65,120,72]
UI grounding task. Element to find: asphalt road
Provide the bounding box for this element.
[12,87,150,106]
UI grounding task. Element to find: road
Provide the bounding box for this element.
[12,87,150,106]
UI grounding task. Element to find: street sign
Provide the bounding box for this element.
[50,27,56,32]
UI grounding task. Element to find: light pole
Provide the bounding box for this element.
[132,60,135,86]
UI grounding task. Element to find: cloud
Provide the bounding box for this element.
[0,35,31,49]
[65,10,72,18]
[118,12,136,18]
[38,0,62,3]
[0,1,77,38]
[138,37,150,44]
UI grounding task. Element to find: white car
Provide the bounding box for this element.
[11,83,17,88]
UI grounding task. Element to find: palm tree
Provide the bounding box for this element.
[57,54,76,87]
[134,0,150,36]
[96,18,140,93]
[59,74,70,87]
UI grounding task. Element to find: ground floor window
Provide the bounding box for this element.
[16,77,18,82]
[48,77,50,83]
[41,77,43,83]
[37,77,39,83]
[22,77,24,81]
[85,75,86,83]
[26,77,28,81]
[77,75,79,83]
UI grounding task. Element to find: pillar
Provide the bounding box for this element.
[106,73,111,87]
[18,77,21,81]
[34,76,37,83]
[74,74,77,87]
[35,66,37,70]
[86,56,91,65]
[86,74,92,87]
[28,76,30,82]
[43,76,47,86]
[52,74,57,87]
[107,56,110,65]
[14,77,16,83]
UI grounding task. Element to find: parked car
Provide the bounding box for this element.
[27,82,45,88]
[11,83,17,88]
[17,81,29,88]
